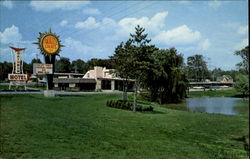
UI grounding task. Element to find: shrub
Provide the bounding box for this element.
[106,100,153,112]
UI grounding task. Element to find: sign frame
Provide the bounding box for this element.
[33,63,53,74]
[33,29,63,56]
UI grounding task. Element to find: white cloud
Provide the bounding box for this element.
[241,38,249,46]
[197,39,211,51]
[75,17,100,29]
[82,8,101,15]
[0,25,22,44]
[153,25,201,45]
[29,1,90,12]
[73,12,205,48]
[0,40,39,62]
[60,20,68,27]
[237,25,248,35]
[102,18,117,28]
[208,0,222,9]
[74,12,168,37]
[0,0,13,9]
[117,12,168,36]
[179,0,189,4]
[62,37,103,60]
[236,38,249,49]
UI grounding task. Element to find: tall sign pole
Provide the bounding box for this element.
[8,46,28,90]
[33,29,63,90]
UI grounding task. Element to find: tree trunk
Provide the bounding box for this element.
[123,79,128,101]
[133,79,137,112]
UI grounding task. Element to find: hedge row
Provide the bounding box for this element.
[106,100,153,112]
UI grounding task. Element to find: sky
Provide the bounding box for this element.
[0,0,248,70]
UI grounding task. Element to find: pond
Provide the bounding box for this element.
[163,97,249,115]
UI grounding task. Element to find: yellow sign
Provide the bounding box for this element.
[41,35,59,54]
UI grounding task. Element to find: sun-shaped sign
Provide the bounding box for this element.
[34,29,63,56]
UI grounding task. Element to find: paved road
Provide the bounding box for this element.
[0,91,126,95]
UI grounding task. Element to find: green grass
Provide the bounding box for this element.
[188,89,241,98]
[0,94,249,159]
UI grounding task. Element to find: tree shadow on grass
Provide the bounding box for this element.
[231,135,249,155]
[56,94,86,98]
[138,110,167,114]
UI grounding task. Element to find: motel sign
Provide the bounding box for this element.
[8,74,28,80]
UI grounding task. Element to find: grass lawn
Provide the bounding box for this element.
[0,94,249,159]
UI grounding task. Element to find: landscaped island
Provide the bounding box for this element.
[1,94,248,159]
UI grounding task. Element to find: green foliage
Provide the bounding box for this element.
[187,54,210,82]
[112,25,188,104]
[31,58,42,65]
[23,61,32,74]
[110,40,135,101]
[0,58,43,80]
[106,99,153,112]
[145,48,188,104]
[87,58,114,69]
[55,57,71,73]
[210,68,239,82]
[111,25,157,105]
[71,59,88,74]
[0,61,13,80]
[233,46,249,96]
[234,74,249,96]
[234,46,249,74]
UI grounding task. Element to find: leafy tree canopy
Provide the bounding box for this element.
[235,46,249,74]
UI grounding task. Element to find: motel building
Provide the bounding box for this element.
[52,66,134,92]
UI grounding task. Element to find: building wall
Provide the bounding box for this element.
[83,66,116,79]
[52,66,134,92]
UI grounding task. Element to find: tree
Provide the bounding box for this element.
[187,54,209,82]
[210,68,223,81]
[71,59,88,74]
[87,58,114,69]
[234,46,249,74]
[23,61,32,74]
[0,61,12,81]
[112,25,188,107]
[111,25,155,111]
[55,57,71,73]
[31,58,42,65]
[234,74,249,96]
[129,25,154,111]
[145,48,188,103]
[110,40,135,101]
[234,46,249,96]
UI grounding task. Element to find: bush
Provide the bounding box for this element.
[106,100,153,112]
[234,74,249,96]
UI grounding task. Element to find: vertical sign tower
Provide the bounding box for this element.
[34,29,63,90]
[8,46,28,89]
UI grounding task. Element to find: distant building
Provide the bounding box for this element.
[52,66,134,91]
[216,75,233,83]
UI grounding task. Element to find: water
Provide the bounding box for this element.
[163,97,249,115]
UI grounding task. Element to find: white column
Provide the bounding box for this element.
[95,79,102,91]
[111,80,115,91]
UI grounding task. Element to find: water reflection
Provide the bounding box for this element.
[163,97,249,115]
[187,97,249,115]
